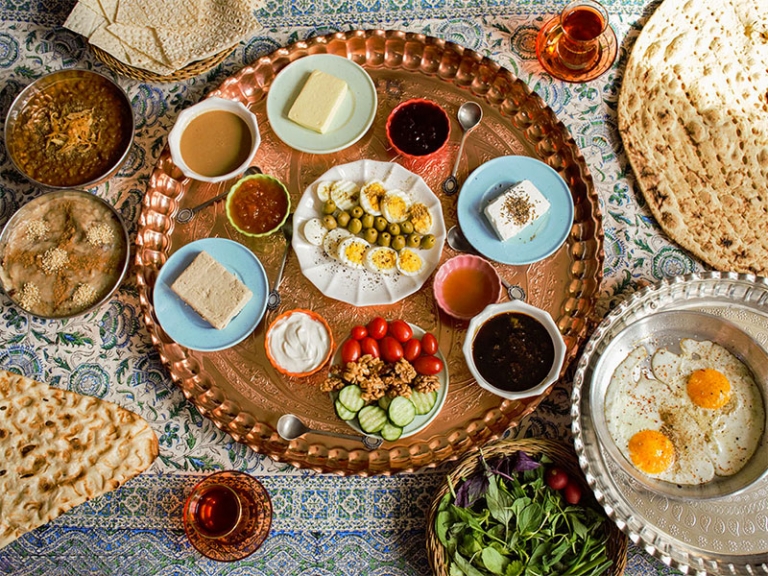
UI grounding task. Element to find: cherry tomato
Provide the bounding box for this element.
[387,319,413,343]
[413,354,444,375]
[563,481,582,505]
[341,339,361,364]
[403,338,422,362]
[367,316,388,340]
[421,332,439,356]
[360,337,380,359]
[380,336,404,363]
[350,325,368,340]
[545,467,569,491]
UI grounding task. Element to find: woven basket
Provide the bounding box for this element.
[91,45,235,82]
[426,438,628,576]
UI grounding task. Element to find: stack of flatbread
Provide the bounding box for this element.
[618,0,768,275]
[64,0,264,76]
[0,370,158,549]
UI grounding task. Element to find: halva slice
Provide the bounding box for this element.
[170,250,252,330]
[484,180,550,241]
[288,70,348,133]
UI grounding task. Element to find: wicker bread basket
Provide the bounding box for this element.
[426,438,628,576]
[91,45,234,82]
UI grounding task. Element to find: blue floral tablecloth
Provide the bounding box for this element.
[0,0,692,573]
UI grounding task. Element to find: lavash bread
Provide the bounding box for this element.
[618,0,768,275]
[0,370,158,550]
[170,250,253,330]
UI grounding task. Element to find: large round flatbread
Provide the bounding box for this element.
[618,0,768,275]
[0,371,158,549]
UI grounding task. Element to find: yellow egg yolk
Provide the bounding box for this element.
[399,249,422,273]
[687,368,731,409]
[628,429,675,474]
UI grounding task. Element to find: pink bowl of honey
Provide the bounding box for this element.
[433,255,502,320]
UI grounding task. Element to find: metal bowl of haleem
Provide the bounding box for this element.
[0,190,130,318]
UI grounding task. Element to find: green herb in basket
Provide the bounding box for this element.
[435,451,612,576]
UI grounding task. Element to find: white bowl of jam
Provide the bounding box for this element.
[462,300,566,400]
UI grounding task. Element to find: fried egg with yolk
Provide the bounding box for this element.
[605,340,765,485]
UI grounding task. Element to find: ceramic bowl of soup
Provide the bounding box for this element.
[168,97,261,183]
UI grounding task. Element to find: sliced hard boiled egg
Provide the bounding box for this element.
[338,236,370,269]
[396,247,425,276]
[381,189,411,223]
[302,217,327,246]
[330,180,360,211]
[409,202,433,234]
[364,246,398,274]
[323,228,351,260]
[359,180,387,216]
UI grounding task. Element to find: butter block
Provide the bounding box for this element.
[484,180,551,241]
[170,251,252,330]
[288,70,348,133]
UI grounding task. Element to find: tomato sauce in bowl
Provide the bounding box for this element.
[225,174,291,237]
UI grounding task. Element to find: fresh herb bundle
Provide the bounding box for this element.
[435,451,612,576]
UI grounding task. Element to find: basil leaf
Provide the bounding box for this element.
[487,475,515,526]
[481,546,508,575]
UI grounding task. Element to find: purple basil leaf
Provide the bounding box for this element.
[455,475,488,508]
[513,451,541,472]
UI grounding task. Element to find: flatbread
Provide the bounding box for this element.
[618,0,768,275]
[0,370,159,550]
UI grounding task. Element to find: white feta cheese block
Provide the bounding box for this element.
[483,180,551,241]
[287,70,348,133]
[170,251,252,330]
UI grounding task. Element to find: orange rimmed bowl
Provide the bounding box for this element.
[265,309,334,378]
[385,98,450,161]
[433,254,502,320]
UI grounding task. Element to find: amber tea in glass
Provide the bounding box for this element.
[556,0,609,70]
[187,483,244,539]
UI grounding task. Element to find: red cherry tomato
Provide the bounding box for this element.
[563,481,582,505]
[366,317,388,340]
[421,333,439,356]
[380,336,404,363]
[413,354,444,375]
[403,338,422,362]
[360,337,380,359]
[350,325,368,340]
[545,467,569,491]
[341,339,361,364]
[387,319,413,343]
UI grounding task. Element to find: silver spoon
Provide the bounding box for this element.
[266,213,294,311]
[446,225,527,301]
[277,414,384,450]
[175,166,262,223]
[442,102,483,196]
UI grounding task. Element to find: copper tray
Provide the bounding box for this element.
[136,30,604,475]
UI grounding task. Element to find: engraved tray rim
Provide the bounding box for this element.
[572,271,768,575]
[136,29,605,476]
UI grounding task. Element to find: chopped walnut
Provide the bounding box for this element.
[359,374,387,402]
[320,375,346,392]
[393,358,417,383]
[387,380,413,398]
[413,374,441,393]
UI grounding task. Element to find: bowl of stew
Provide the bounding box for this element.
[462,300,566,400]
[5,69,134,189]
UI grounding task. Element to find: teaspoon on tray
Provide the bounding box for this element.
[175,166,262,223]
[266,213,294,311]
[277,414,384,450]
[442,102,483,196]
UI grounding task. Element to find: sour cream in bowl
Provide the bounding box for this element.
[265,309,334,377]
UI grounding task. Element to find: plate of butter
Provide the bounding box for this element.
[153,238,268,351]
[457,156,574,265]
[266,54,377,154]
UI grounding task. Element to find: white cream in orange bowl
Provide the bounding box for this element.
[265,309,334,377]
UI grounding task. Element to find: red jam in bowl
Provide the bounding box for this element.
[386,99,450,157]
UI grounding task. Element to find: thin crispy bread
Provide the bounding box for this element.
[618,0,768,275]
[0,370,158,550]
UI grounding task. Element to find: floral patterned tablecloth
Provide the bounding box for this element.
[0,0,692,574]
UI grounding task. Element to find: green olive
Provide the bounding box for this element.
[347,218,363,235]
[374,216,388,232]
[363,227,378,243]
[322,215,338,230]
[350,206,364,219]
[392,234,406,251]
[420,234,436,250]
[361,213,375,229]
[322,199,337,215]
[400,220,414,235]
[387,222,401,236]
[407,233,422,248]
[336,210,351,228]
[377,232,392,247]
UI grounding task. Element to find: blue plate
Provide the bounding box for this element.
[457,156,574,265]
[153,238,268,352]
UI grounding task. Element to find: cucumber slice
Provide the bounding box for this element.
[410,390,438,415]
[338,385,365,413]
[377,395,392,411]
[335,399,357,421]
[388,396,416,427]
[380,422,403,442]
[358,405,388,434]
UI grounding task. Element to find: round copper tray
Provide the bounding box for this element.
[136,30,604,476]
